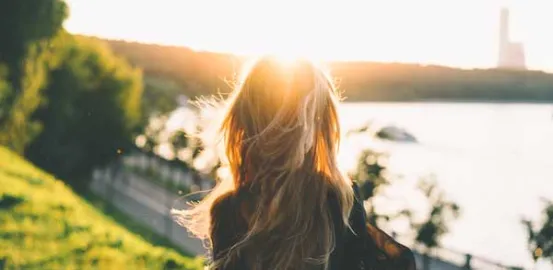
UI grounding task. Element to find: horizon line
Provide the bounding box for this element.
[74,33,552,74]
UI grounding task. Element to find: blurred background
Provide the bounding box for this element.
[1,0,552,269]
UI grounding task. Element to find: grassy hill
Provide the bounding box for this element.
[97,37,553,103]
[0,147,203,270]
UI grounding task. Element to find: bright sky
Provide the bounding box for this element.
[65,0,553,71]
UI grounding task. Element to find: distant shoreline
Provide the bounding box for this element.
[343,99,553,105]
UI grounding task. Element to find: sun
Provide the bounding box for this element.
[272,52,315,66]
[248,46,327,69]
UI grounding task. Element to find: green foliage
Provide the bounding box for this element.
[0,194,26,210]
[522,199,553,263]
[351,149,388,201]
[0,40,61,153]
[142,76,182,121]
[0,146,203,269]
[133,111,218,192]
[0,0,67,62]
[170,130,190,153]
[352,148,422,229]
[350,149,392,226]
[348,124,460,251]
[25,36,143,190]
[332,62,553,102]
[0,0,68,153]
[137,114,170,154]
[0,66,11,120]
[103,38,239,99]
[104,38,553,102]
[413,177,460,250]
[136,112,203,166]
[0,0,67,81]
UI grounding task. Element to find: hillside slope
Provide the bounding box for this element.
[0,147,203,270]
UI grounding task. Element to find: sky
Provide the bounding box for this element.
[64,0,553,71]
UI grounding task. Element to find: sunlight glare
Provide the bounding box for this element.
[248,44,325,65]
[270,52,314,68]
[64,0,553,71]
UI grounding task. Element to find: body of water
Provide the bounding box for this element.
[338,102,553,269]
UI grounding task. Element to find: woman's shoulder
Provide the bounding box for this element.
[211,191,237,218]
[211,188,252,220]
[210,189,250,239]
[327,182,363,205]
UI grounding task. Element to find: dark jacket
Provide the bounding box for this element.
[210,184,417,270]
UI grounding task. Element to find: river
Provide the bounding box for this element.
[338,102,553,269]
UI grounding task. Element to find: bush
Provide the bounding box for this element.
[0,0,68,153]
[25,35,143,190]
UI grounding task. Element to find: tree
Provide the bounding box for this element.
[0,0,67,84]
[350,149,391,225]
[348,123,460,269]
[137,114,169,154]
[0,66,10,110]
[412,176,460,269]
[25,36,143,190]
[522,199,553,264]
[135,109,209,171]
[0,0,68,153]
[413,177,460,250]
[169,130,190,159]
[141,77,182,123]
[0,39,64,153]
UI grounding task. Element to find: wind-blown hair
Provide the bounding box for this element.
[174,56,354,270]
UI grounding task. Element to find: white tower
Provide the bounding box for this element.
[498,8,509,57]
[497,8,526,69]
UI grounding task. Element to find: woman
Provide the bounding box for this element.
[175,57,416,270]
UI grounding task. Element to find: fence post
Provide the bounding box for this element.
[107,160,122,203]
[463,254,472,269]
[107,166,114,203]
[421,251,430,270]
[166,190,173,239]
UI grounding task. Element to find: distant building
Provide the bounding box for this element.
[497,8,526,70]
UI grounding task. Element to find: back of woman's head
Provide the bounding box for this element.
[176,56,354,270]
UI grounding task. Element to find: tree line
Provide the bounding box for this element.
[105,38,553,102]
[0,0,143,191]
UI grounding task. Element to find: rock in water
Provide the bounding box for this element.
[376,126,417,143]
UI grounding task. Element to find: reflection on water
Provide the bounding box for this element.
[338,102,553,268]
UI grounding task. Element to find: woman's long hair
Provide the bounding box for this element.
[173,57,354,270]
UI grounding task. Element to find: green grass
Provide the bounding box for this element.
[0,147,203,270]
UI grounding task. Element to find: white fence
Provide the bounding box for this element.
[90,165,206,255]
[90,158,524,270]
